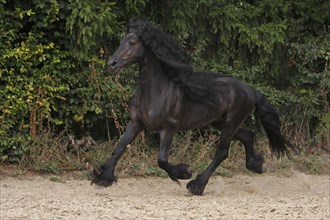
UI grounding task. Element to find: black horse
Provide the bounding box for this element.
[91,18,294,195]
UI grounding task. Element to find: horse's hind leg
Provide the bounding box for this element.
[234,128,265,174]
[186,124,237,195]
[157,129,192,183]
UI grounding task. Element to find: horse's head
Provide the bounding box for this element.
[107,32,144,74]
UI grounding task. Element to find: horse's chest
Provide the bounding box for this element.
[138,98,180,130]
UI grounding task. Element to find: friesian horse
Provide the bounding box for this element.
[91,18,294,195]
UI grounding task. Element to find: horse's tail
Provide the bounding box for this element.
[253,89,296,159]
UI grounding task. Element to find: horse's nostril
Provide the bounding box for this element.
[111,61,117,68]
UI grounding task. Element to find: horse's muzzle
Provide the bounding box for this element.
[107,57,120,73]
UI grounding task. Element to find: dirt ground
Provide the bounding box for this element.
[0,170,329,220]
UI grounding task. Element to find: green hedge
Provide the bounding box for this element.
[1,0,329,162]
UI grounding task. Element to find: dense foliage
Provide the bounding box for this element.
[1,0,329,162]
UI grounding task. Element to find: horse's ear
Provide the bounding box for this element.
[127,17,140,33]
[129,16,147,24]
[128,17,149,34]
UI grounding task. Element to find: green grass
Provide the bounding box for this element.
[1,131,329,178]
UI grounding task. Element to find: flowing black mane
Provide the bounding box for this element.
[128,18,192,69]
[128,18,223,106]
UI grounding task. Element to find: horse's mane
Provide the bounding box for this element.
[128,18,224,107]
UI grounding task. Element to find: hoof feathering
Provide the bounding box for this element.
[247,154,265,174]
[89,167,117,187]
[186,178,206,196]
[172,163,193,180]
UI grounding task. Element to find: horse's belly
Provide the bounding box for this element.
[138,108,180,131]
[179,105,220,130]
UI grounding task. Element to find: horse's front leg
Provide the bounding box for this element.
[157,129,192,183]
[91,120,144,187]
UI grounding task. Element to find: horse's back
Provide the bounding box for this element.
[214,74,255,120]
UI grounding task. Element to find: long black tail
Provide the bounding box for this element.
[253,89,295,159]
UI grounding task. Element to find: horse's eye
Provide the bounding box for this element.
[129,40,135,45]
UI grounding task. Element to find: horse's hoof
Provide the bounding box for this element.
[186,178,205,196]
[89,168,117,187]
[173,163,193,180]
[247,154,265,174]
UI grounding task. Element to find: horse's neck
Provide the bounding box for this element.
[138,50,173,97]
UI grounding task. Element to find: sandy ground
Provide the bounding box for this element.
[0,170,329,220]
